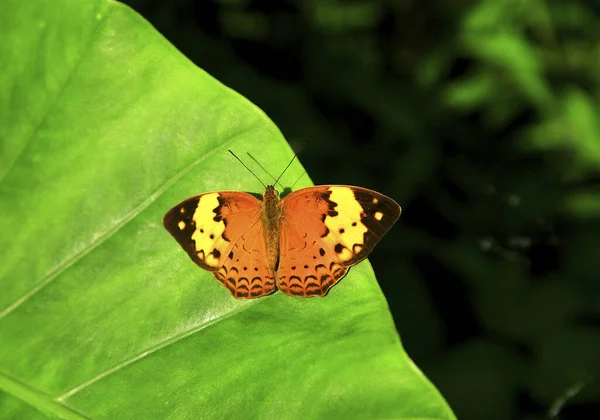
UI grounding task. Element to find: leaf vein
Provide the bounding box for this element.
[56,298,265,401]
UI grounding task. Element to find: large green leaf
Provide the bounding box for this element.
[0,0,455,418]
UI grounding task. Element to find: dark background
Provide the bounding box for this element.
[123,1,600,419]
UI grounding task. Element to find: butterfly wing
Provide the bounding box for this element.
[213,220,277,298]
[164,191,275,298]
[277,186,401,297]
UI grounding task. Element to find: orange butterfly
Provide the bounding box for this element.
[163,156,401,298]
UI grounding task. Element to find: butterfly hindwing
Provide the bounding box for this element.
[213,221,277,298]
[277,186,401,297]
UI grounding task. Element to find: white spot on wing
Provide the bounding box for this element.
[178,221,186,230]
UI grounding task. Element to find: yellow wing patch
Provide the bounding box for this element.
[324,187,369,241]
[321,186,369,264]
[190,193,228,268]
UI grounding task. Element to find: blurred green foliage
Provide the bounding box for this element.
[124,0,600,418]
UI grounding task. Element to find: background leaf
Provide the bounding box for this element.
[0,0,453,418]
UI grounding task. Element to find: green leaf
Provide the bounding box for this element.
[565,191,600,218]
[0,0,454,418]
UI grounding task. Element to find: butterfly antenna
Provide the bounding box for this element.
[246,153,278,184]
[289,170,307,191]
[274,154,297,187]
[228,150,266,188]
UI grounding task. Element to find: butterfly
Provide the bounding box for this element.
[163,161,401,298]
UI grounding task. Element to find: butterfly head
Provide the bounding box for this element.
[263,185,279,202]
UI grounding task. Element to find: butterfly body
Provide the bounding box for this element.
[261,185,281,273]
[164,185,401,298]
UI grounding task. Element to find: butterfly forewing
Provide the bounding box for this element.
[339,187,402,264]
[163,191,262,272]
